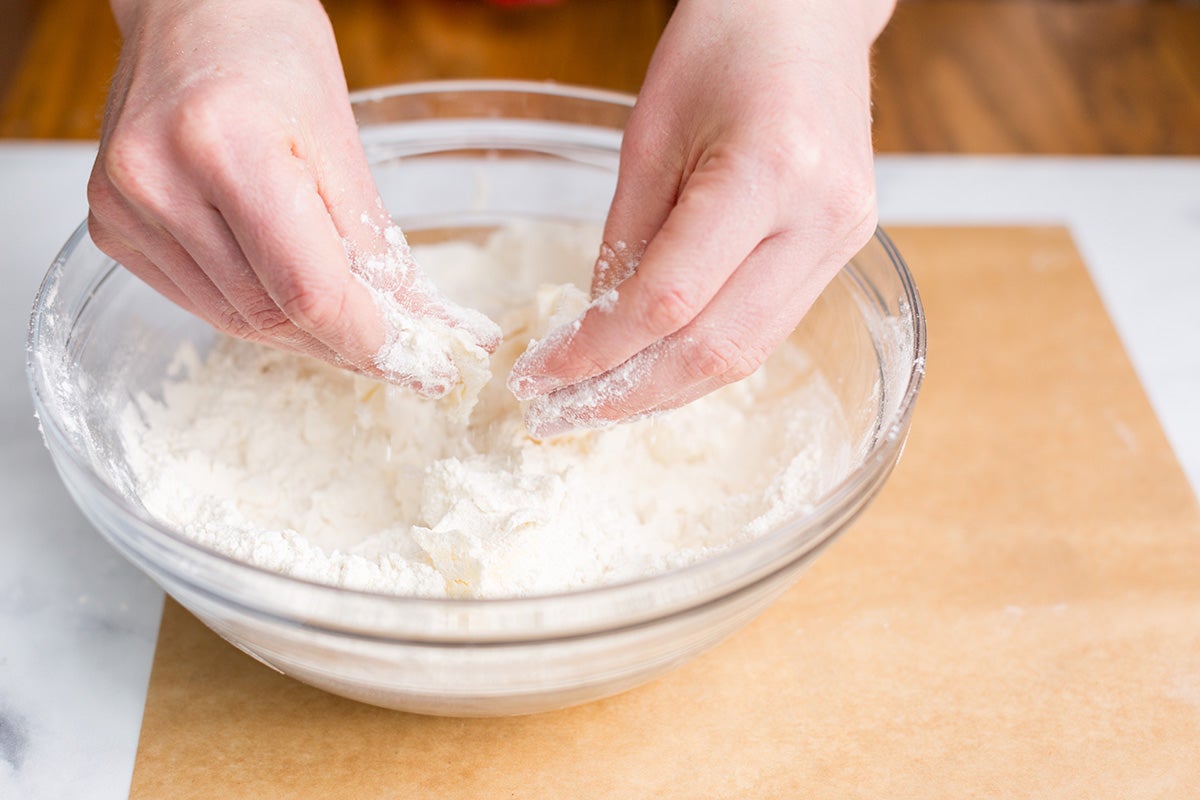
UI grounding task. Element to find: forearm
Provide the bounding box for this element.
[108,0,160,34]
[108,0,328,36]
[670,0,895,51]
[863,0,898,42]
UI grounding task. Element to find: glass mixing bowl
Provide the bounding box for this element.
[26,81,926,716]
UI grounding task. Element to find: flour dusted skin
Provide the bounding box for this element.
[120,224,853,599]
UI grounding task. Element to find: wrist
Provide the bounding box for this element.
[109,0,331,38]
[671,0,892,52]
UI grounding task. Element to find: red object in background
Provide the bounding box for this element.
[485,0,563,6]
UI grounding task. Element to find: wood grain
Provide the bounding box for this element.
[325,0,671,94]
[872,1,1200,154]
[0,0,37,105]
[1,0,1197,153]
[0,0,670,139]
[0,0,119,139]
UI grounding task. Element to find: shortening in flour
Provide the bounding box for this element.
[120,222,853,599]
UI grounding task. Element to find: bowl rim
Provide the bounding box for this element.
[26,79,926,626]
[349,77,639,109]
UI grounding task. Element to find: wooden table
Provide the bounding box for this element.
[2,0,1198,153]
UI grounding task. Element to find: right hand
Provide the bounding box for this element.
[508,0,886,436]
[89,0,498,394]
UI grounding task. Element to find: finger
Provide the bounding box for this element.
[205,149,457,393]
[651,230,847,406]
[509,160,772,400]
[163,195,349,357]
[524,233,840,438]
[90,199,241,329]
[310,171,499,392]
[588,112,680,299]
[340,221,502,355]
[89,211,200,317]
[590,241,646,302]
[307,125,503,354]
[91,197,346,364]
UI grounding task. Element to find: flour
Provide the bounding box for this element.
[120,222,853,599]
[346,222,501,422]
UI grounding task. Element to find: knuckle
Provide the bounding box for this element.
[826,175,878,239]
[85,166,117,211]
[560,345,610,381]
[86,211,118,253]
[214,304,258,341]
[241,298,293,336]
[276,274,347,337]
[172,86,237,166]
[682,334,758,382]
[620,113,673,168]
[768,131,824,180]
[638,282,703,337]
[102,130,164,210]
[755,128,878,236]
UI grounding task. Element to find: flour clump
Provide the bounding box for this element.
[120,222,853,599]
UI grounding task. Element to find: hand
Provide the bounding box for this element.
[509,0,894,436]
[88,0,499,395]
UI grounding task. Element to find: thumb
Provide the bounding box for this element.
[591,115,681,298]
[314,128,502,382]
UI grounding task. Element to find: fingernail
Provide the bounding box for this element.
[530,419,573,439]
[525,409,574,439]
[522,389,576,438]
[509,315,580,384]
[508,338,570,398]
[507,370,566,400]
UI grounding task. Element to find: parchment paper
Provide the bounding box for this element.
[129,227,1200,798]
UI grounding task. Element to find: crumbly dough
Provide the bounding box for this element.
[120,223,853,598]
[346,223,500,422]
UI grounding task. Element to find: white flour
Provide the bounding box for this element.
[346,222,501,422]
[120,223,853,599]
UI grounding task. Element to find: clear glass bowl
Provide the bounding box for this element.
[26,81,926,716]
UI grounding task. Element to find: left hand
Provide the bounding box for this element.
[509,0,892,437]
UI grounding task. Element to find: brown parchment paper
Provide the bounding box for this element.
[129,227,1200,799]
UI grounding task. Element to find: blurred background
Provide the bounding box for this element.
[1,0,1197,151]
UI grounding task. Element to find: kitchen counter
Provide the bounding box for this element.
[2,145,1198,797]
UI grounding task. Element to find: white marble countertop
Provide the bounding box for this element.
[1,144,1197,798]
